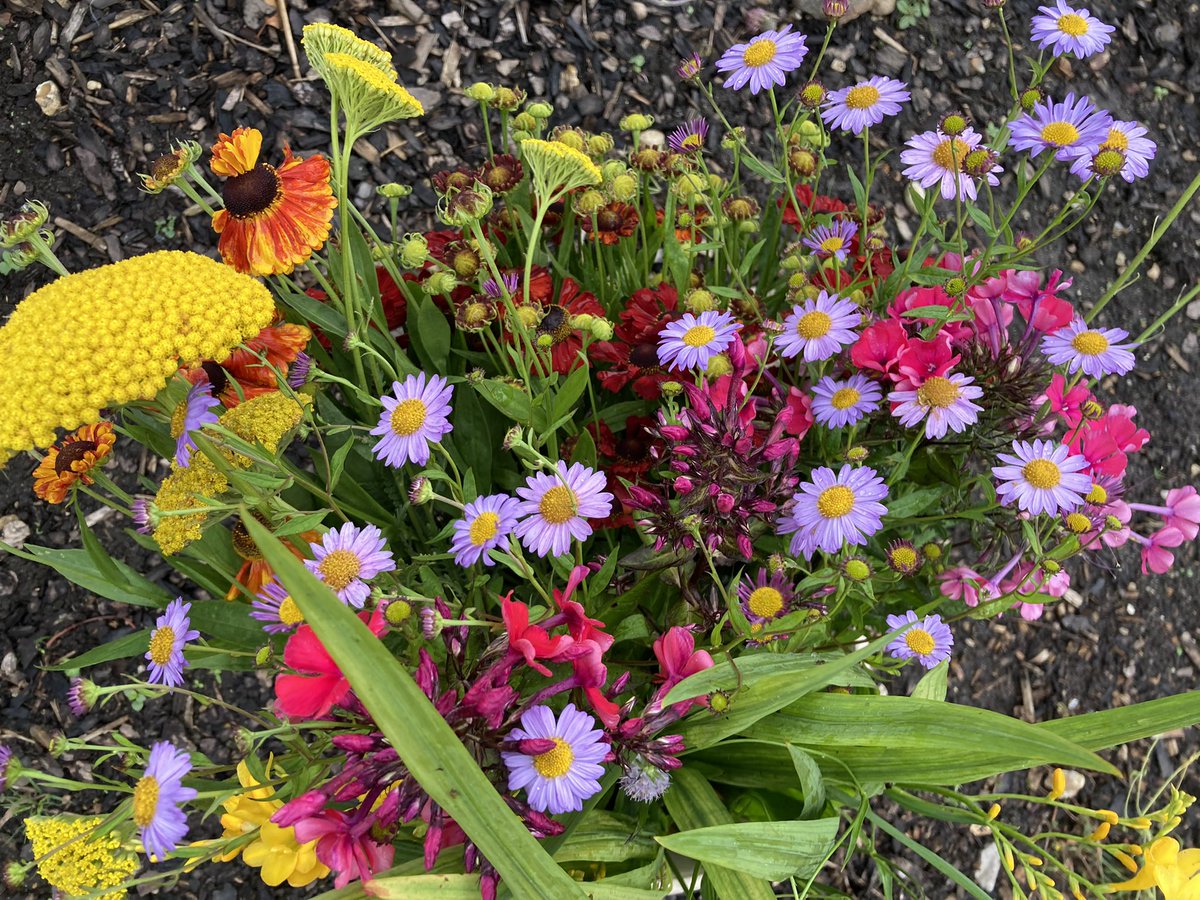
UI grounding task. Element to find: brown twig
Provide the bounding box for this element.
[275,0,303,81]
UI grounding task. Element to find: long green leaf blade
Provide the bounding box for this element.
[656,819,838,881]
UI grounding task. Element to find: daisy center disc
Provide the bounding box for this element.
[932,138,972,171]
[1040,121,1081,147]
[1086,484,1108,504]
[904,628,936,656]
[390,398,428,436]
[796,310,832,338]
[1103,128,1130,151]
[132,775,160,827]
[539,485,578,525]
[148,627,176,665]
[845,85,881,109]
[53,440,98,476]
[1056,12,1088,36]
[1023,458,1062,489]
[819,236,846,254]
[891,547,918,569]
[742,39,777,68]
[747,586,784,618]
[277,596,305,625]
[682,324,716,348]
[916,376,959,408]
[231,521,264,561]
[319,549,362,590]
[222,164,283,219]
[831,387,861,410]
[1066,512,1091,533]
[1071,330,1109,355]
[533,738,575,778]
[469,512,500,545]
[817,485,855,519]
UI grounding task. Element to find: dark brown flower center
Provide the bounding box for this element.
[616,433,650,462]
[151,150,186,182]
[222,164,282,219]
[200,361,229,396]
[231,520,265,561]
[54,440,98,476]
[537,305,572,343]
[630,342,660,368]
[597,209,623,231]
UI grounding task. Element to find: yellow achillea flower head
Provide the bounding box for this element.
[24,815,138,900]
[0,252,273,466]
[301,22,396,82]
[323,52,424,133]
[520,138,603,195]
[218,391,309,455]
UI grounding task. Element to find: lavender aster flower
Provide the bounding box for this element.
[677,52,704,81]
[145,597,200,688]
[900,127,1002,200]
[1070,120,1156,182]
[0,744,15,793]
[174,382,220,468]
[370,373,454,468]
[287,352,313,389]
[450,493,522,567]
[821,76,910,134]
[715,25,809,95]
[305,522,396,608]
[888,373,984,439]
[780,464,889,557]
[668,117,710,155]
[483,271,520,299]
[657,310,742,371]
[67,676,97,717]
[1040,317,1137,377]
[801,219,858,262]
[502,703,607,814]
[250,579,305,634]
[885,611,953,669]
[620,759,672,803]
[812,374,882,428]
[132,741,197,860]
[737,568,794,625]
[1010,92,1112,162]
[1030,1,1114,58]
[131,496,154,534]
[776,290,860,361]
[513,462,613,558]
[993,439,1091,516]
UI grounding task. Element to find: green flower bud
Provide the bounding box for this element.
[400,233,429,268]
[424,270,459,296]
[574,189,607,215]
[465,82,496,102]
[619,113,654,132]
[512,111,538,132]
[526,101,553,119]
[588,133,614,157]
[491,86,526,112]
[590,318,614,341]
[610,173,638,202]
[842,558,872,582]
[377,182,413,198]
[384,598,412,625]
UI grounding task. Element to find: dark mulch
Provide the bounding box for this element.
[2,0,1199,896]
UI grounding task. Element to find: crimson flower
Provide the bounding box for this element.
[1067,404,1150,477]
[275,610,387,720]
[501,594,574,677]
[652,626,715,714]
[553,566,620,728]
[591,284,681,399]
[850,318,907,379]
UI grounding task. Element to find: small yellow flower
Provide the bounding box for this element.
[520,138,603,195]
[24,815,138,899]
[1108,836,1200,898]
[301,22,396,81]
[323,52,424,133]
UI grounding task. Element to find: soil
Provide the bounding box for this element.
[2,0,1199,897]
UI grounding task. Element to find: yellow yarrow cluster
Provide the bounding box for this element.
[520,138,603,194]
[219,391,310,457]
[301,22,396,81]
[24,816,138,900]
[0,251,273,466]
[323,52,424,132]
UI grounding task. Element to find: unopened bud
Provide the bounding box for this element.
[383,598,412,626]
[590,318,614,341]
[409,477,433,505]
[400,233,429,268]
[491,86,526,112]
[799,81,826,110]
[526,101,553,119]
[465,82,496,102]
[708,689,731,713]
[939,112,970,136]
[660,380,683,397]
[377,182,413,199]
[1020,88,1043,113]
[619,113,655,132]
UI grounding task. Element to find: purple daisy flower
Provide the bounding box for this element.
[812,374,882,428]
[900,127,1003,201]
[0,744,15,793]
[1040,317,1137,377]
[888,373,984,439]
[450,493,522,567]
[131,496,155,534]
[737,569,794,625]
[305,522,396,608]
[1070,120,1156,182]
[514,461,613,558]
[502,703,607,814]
[1030,1,1114,58]
[174,382,220,468]
[776,290,861,361]
[132,741,197,860]
[821,76,910,134]
[371,373,454,469]
[483,271,520,299]
[801,219,858,263]
[1009,92,1113,162]
[668,117,710,155]
[715,25,809,96]
[993,439,1092,516]
[287,352,313,389]
[676,52,704,81]
[145,597,200,688]
[250,579,305,634]
[780,464,889,557]
[885,611,953,669]
[67,676,97,717]
[657,310,742,372]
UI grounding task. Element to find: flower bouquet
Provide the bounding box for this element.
[4,7,1200,899]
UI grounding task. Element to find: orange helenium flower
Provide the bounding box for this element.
[210,128,336,277]
[227,518,319,602]
[182,321,312,407]
[32,422,116,504]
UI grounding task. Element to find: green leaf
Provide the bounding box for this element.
[553,366,591,423]
[570,427,597,469]
[0,543,170,608]
[326,438,355,493]
[76,504,129,589]
[187,600,265,650]
[553,812,658,863]
[347,873,481,899]
[662,769,775,900]
[276,509,332,536]
[46,629,149,671]
[740,153,787,185]
[858,802,992,900]
[411,296,452,372]
[663,651,872,707]
[912,660,948,701]
[884,487,944,519]
[656,818,839,882]
[787,745,827,819]
[450,387,493,490]
[243,515,586,899]
[473,379,532,424]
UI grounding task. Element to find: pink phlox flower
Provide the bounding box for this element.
[1042,373,1093,430]
[651,626,715,714]
[893,333,960,391]
[288,806,395,889]
[938,566,1000,608]
[1139,526,1186,574]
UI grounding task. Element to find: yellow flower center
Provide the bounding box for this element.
[277,596,304,625]
[831,387,861,410]
[390,398,427,437]
[747,586,785,619]
[469,511,500,546]
[1040,121,1081,147]
[916,376,960,409]
[680,134,703,151]
[132,775,160,827]
[1065,512,1091,533]
[742,39,777,68]
[845,85,881,109]
[819,236,846,254]
[1056,12,1088,36]
[148,627,175,665]
[318,549,362,590]
[891,546,918,569]
[169,401,188,439]
[539,485,578,525]
[796,310,832,339]
[817,485,855,519]
[682,324,716,348]
[1086,483,1108,504]
[932,137,972,171]
[1023,458,1062,489]
[532,738,575,778]
[904,628,936,656]
[1102,128,1130,152]
[1071,330,1109,356]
